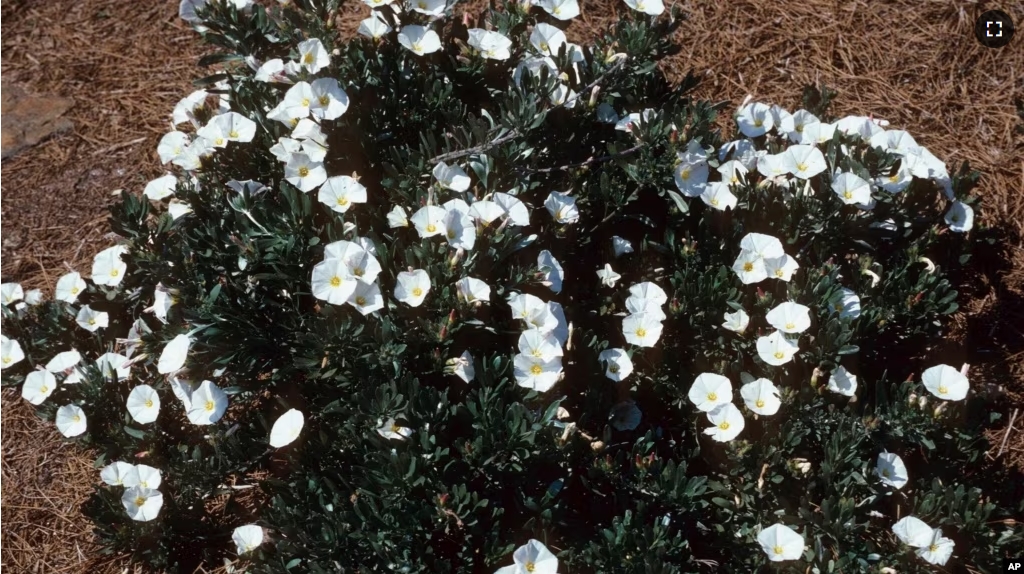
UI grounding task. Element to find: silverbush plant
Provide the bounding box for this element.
[1,0,1022,572]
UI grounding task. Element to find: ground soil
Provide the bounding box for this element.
[2,0,1022,572]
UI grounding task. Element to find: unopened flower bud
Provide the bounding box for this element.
[588,85,601,108]
[933,402,948,418]
[917,395,928,410]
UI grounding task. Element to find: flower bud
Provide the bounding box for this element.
[933,402,948,419]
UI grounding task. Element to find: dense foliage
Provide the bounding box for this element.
[1,0,1021,572]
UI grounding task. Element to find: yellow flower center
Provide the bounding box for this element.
[636,0,645,8]
[743,262,754,272]
[110,269,119,277]
[215,138,225,146]
[353,267,364,277]
[301,98,310,107]
[418,0,427,7]
[937,385,948,395]
[530,364,543,375]
[718,421,730,430]
[205,400,215,411]
[525,563,536,572]
[355,296,367,306]
[785,322,795,330]
[134,496,146,506]
[556,209,564,220]
[447,229,456,239]
[289,118,299,127]
[775,269,784,277]
[540,42,549,51]
[756,399,765,408]
[337,197,349,206]
[88,319,96,326]
[730,175,739,184]
[881,469,890,477]
[796,163,807,172]
[71,287,80,295]
[707,392,717,401]
[426,223,437,233]
[951,214,960,222]
[330,276,342,288]
[72,415,81,422]
[773,545,784,555]
[411,287,423,297]
[303,52,315,65]
[710,199,720,207]
[229,130,239,139]
[680,168,691,180]
[834,302,843,312]
[391,423,401,432]
[888,174,899,183]
[795,124,804,133]
[40,385,49,393]
[609,364,620,374]
[552,6,561,14]
[298,166,310,177]
[145,399,154,408]
[754,119,763,127]
[1,357,9,364]
[635,328,647,338]
[843,191,853,200]
[774,351,785,360]
[318,95,330,106]
[412,43,423,52]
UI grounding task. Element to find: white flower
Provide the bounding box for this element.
[609,236,635,260]
[443,209,477,250]
[757,524,805,562]
[76,305,109,332]
[688,373,733,412]
[270,409,305,447]
[55,272,87,303]
[916,528,955,565]
[544,191,579,224]
[835,115,885,139]
[309,78,349,120]
[599,348,633,382]
[765,302,811,334]
[465,199,500,225]
[718,139,762,171]
[628,282,667,306]
[876,452,908,489]
[148,283,175,325]
[311,258,357,305]
[722,309,750,334]
[46,350,82,374]
[518,329,563,361]
[169,377,195,410]
[530,23,566,56]
[122,487,163,522]
[786,145,827,179]
[532,250,564,294]
[703,403,745,442]
[831,172,872,205]
[801,120,836,145]
[921,364,969,401]
[622,312,663,347]
[129,465,162,489]
[157,131,190,164]
[187,380,229,425]
[1,338,26,370]
[467,29,512,60]
[387,205,410,228]
[198,112,257,147]
[870,129,918,156]
[674,158,710,197]
[787,110,820,142]
[347,281,385,315]
[596,263,621,288]
[144,173,177,201]
[398,25,441,56]
[876,164,912,194]
[376,417,414,440]
[126,385,161,424]
[736,102,774,137]
[445,350,475,383]
[358,13,392,39]
[829,288,861,320]
[492,192,531,226]
[740,232,785,260]
[411,205,447,238]
[740,378,781,415]
[54,403,87,437]
[172,89,208,125]
[395,269,431,307]
[756,152,796,179]
[96,352,131,380]
[24,289,43,305]
[92,245,128,286]
[756,330,799,366]
[770,105,795,134]
[765,254,800,282]
[610,400,642,431]
[318,176,367,213]
[254,58,291,83]
[892,516,934,548]
[284,153,327,192]
[494,539,559,574]
[409,0,446,14]
[535,0,579,19]
[513,353,562,392]
[101,461,136,486]
[623,0,663,15]
[509,293,556,331]
[167,199,193,220]
[22,371,57,405]
[232,524,264,555]
[717,159,749,186]
[827,366,858,397]
[732,250,768,285]
[455,277,491,304]
[432,161,471,191]
[157,334,191,375]
[700,182,737,211]
[944,201,973,233]
[363,0,396,7]
[297,38,330,74]
[547,301,570,346]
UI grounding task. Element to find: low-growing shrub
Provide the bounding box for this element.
[2,0,1021,572]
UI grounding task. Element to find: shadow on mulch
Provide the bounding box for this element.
[1,0,1022,572]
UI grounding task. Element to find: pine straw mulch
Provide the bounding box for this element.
[1,0,1022,572]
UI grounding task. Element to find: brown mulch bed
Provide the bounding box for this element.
[2,0,1022,572]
